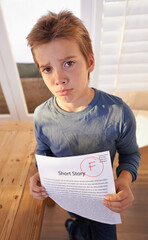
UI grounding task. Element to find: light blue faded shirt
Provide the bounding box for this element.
[34,88,140,181]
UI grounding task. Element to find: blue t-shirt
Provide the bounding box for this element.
[34,88,140,181]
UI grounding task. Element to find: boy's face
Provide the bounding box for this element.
[34,39,94,111]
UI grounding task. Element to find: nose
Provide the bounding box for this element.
[56,79,67,85]
[55,69,68,86]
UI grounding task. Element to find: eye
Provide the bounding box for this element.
[42,66,52,73]
[64,61,75,68]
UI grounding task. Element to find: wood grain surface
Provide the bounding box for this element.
[0,121,44,240]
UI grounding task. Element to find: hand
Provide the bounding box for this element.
[30,172,48,200]
[102,170,134,213]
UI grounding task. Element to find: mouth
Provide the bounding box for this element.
[56,88,73,96]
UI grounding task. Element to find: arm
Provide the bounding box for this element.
[116,102,140,181]
[30,109,52,200]
[30,126,50,200]
[103,103,140,213]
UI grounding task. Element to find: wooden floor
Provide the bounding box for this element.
[0,122,44,240]
[40,146,148,240]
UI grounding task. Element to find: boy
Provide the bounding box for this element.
[27,11,140,240]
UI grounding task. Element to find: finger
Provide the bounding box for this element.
[103,197,128,208]
[31,185,46,193]
[103,196,133,213]
[30,190,48,199]
[104,191,127,202]
[30,179,46,192]
[104,201,133,213]
[31,188,48,197]
[30,181,48,196]
[33,195,48,200]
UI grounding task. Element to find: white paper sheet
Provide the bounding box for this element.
[36,151,121,224]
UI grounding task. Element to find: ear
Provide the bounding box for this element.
[88,55,95,73]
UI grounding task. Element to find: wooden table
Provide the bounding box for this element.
[0,121,46,240]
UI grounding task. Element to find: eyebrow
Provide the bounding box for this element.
[58,56,77,62]
[39,63,51,69]
[39,56,77,69]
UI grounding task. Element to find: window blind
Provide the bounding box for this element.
[95,0,148,92]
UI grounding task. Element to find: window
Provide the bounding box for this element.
[89,0,148,93]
